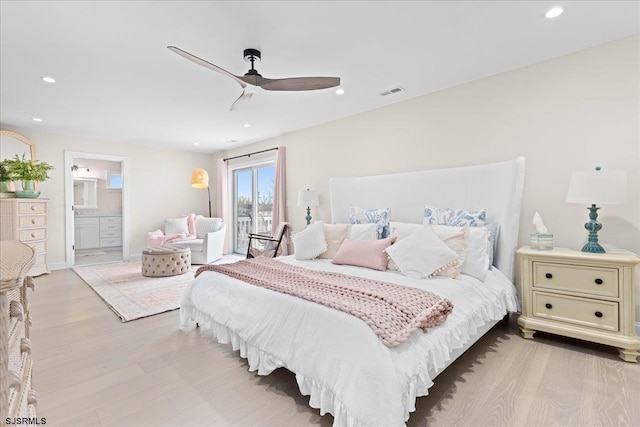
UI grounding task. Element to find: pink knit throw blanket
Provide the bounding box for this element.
[195,258,453,348]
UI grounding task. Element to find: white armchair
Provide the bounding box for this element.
[174,218,226,264]
[148,216,226,265]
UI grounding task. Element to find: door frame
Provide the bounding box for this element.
[64,150,130,267]
[227,156,276,254]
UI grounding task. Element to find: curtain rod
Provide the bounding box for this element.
[223,147,278,162]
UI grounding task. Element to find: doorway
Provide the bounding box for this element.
[232,162,275,254]
[64,151,130,267]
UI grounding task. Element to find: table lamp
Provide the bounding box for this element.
[298,189,319,225]
[565,167,627,253]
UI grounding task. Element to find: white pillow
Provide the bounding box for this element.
[389,221,424,241]
[384,226,458,280]
[292,221,328,260]
[196,217,222,238]
[348,223,377,240]
[432,224,490,281]
[165,217,188,236]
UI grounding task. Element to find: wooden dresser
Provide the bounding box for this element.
[0,199,49,277]
[517,247,640,362]
[0,241,37,426]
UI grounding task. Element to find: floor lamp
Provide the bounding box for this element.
[191,168,212,217]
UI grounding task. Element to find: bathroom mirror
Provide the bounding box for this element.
[0,130,36,161]
[73,177,98,209]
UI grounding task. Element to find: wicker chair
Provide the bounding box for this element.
[246,222,289,259]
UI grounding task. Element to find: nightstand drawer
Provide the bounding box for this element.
[533,262,618,298]
[532,291,619,332]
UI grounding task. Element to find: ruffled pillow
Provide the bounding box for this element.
[431,224,490,281]
[385,226,458,280]
[332,237,396,271]
[292,221,328,260]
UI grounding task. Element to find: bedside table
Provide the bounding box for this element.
[517,247,640,362]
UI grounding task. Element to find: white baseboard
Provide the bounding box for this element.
[48,262,68,271]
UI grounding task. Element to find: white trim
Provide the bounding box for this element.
[64,151,130,268]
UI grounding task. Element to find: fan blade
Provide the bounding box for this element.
[260,77,340,91]
[167,46,247,88]
[230,90,253,111]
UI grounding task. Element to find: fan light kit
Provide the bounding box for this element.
[168,46,340,110]
[545,7,564,18]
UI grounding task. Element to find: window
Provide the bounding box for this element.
[232,162,275,254]
[106,170,122,189]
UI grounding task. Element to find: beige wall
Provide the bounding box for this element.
[216,35,640,318]
[0,126,215,265]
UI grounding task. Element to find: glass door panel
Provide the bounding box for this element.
[233,164,275,254]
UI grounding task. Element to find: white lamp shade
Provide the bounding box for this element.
[298,189,319,207]
[566,170,627,205]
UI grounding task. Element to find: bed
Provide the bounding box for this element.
[180,157,526,426]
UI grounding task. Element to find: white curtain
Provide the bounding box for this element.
[272,146,288,255]
[216,158,230,254]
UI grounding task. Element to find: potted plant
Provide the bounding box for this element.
[0,160,17,196]
[3,154,54,198]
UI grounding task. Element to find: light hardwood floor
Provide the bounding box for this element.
[29,268,640,427]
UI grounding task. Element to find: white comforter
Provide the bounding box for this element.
[180,256,519,426]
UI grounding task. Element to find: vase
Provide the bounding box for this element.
[16,180,40,198]
[0,181,16,198]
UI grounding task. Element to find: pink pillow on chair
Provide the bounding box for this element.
[332,237,396,271]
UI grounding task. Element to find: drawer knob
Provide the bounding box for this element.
[30,205,36,211]
[545,273,553,279]
[31,218,36,224]
[595,311,603,318]
[31,232,36,238]
[595,278,603,285]
[545,303,553,309]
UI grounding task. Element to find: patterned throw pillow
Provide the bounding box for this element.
[423,206,486,227]
[349,206,390,239]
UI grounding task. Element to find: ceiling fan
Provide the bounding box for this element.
[167,46,341,111]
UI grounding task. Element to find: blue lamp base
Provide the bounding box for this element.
[305,206,312,225]
[582,204,605,253]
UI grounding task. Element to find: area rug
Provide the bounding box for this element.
[73,260,199,322]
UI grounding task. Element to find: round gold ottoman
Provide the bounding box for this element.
[141,245,191,277]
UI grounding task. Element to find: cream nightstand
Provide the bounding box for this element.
[517,247,640,362]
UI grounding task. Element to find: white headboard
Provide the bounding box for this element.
[329,157,526,281]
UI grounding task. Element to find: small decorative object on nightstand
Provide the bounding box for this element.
[297,189,319,225]
[566,167,627,253]
[517,247,640,362]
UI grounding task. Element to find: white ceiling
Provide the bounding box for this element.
[1,1,638,153]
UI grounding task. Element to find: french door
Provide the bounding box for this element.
[233,163,275,254]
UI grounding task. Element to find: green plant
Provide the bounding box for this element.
[3,154,54,182]
[0,160,16,182]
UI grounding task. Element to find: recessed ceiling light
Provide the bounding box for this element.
[335,88,345,95]
[193,142,199,146]
[32,117,42,122]
[545,7,564,19]
[41,76,56,83]
[243,123,251,128]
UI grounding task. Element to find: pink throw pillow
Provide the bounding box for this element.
[332,237,396,271]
